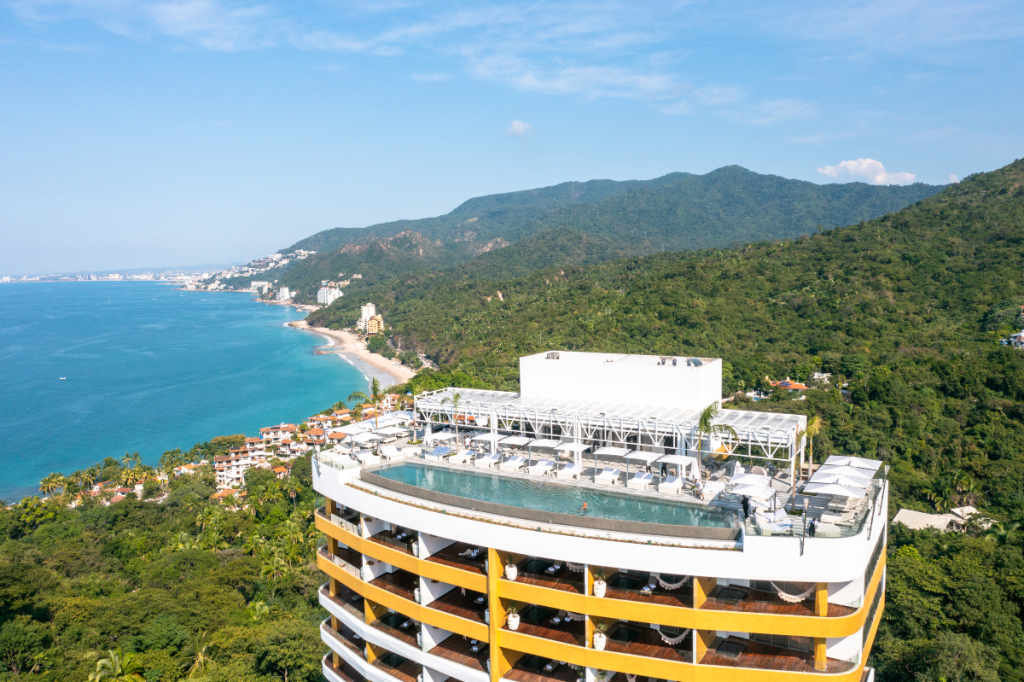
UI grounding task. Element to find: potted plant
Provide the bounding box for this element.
[505,557,518,581]
[411,540,419,557]
[414,587,421,604]
[592,569,607,598]
[593,621,610,651]
[506,603,521,631]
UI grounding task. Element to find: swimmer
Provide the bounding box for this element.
[580,502,588,513]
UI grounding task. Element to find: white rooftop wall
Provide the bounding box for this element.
[520,351,722,412]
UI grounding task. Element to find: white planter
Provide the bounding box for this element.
[593,580,607,598]
[416,631,422,647]
[412,541,419,557]
[484,608,490,624]
[505,564,518,581]
[414,588,421,604]
[593,632,607,651]
[507,613,520,631]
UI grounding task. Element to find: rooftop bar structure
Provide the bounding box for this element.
[314,351,885,682]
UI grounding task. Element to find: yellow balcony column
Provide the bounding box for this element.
[325,497,339,517]
[487,548,505,682]
[694,576,716,609]
[584,565,595,648]
[366,641,380,665]
[815,582,829,616]
[814,638,828,671]
[694,629,716,663]
[365,597,388,626]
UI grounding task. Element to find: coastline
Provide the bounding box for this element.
[288,320,417,389]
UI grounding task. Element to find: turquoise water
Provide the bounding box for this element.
[374,462,738,528]
[0,282,368,502]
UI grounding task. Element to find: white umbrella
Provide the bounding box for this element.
[424,431,458,443]
[824,455,882,471]
[597,447,633,457]
[731,483,775,499]
[802,482,867,498]
[809,473,869,488]
[813,465,873,481]
[500,436,531,447]
[376,426,408,436]
[657,453,700,479]
[353,432,382,444]
[473,433,504,442]
[527,439,562,449]
[557,442,591,470]
[731,473,771,486]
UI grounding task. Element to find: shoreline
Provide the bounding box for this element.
[288,320,417,389]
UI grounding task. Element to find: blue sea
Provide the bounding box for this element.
[0,282,369,503]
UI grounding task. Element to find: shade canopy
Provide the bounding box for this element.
[337,423,371,435]
[802,482,867,498]
[810,472,870,488]
[731,483,775,499]
[824,455,882,471]
[424,431,458,442]
[500,436,532,446]
[528,439,562,449]
[472,433,504,443]
[376,426,409,436]
[656,454,700,479]
[626,451,662,463]
[732,473,771,486]
[814,465,873,480]
[594,446,632,457]
[557,442,591,453]
[352,432,383,444]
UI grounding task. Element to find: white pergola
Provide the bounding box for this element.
[415,387,808,481]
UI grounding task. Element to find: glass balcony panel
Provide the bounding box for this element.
[505,605,585,647]
[428,634,490,672]
[426,542,487,575]
[701,584,856,617]
[510,558,584,594]
[603,623,693,664]
[603,572,692,608]
[321,584,366,619]
[322,617,367,656]
[372,612,420,648]
[427,587,488,624]
[371,527,417,555]
[505,655,579,682]
[702,636,857,674]
[323,653,363,682]
[373,651,423,682]
[371,569,419,601]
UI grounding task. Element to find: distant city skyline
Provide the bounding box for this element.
[2,0,1022,275]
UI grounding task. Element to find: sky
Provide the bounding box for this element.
[1,1,1022,276]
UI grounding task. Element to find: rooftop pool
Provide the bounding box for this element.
[368,462,738,532]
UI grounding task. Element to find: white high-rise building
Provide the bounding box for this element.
[357,302,376,331]
[318,287,343,306]
[277,287,292,302]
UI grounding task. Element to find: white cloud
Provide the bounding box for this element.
[411,72,451,81]
[505,120,532,137]
[817,158,916,185]
[949,173,960,184]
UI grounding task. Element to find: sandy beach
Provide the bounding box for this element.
[288,320,417,389]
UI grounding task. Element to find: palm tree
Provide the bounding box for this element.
[260,556,289,582]
[180,631,216,678]
[80,468,98,489]
[287,482,303,511]
[694,402,738,481]
[985,522,1020,546]
[441,391,463,439]
[247,600,270,622]
[39,473,65,496]
[349,377,386,432]
[89,648,145,681]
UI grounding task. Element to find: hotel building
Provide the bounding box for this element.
[313,352,886,682]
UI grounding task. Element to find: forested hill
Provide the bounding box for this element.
[267,168,940,302]
[327,157,1024,680]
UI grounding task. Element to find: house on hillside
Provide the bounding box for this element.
[1009,331,1024,349]
[768,377,811,392]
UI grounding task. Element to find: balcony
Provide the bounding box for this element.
[510,558,585,595]
[322,618,367,657]
[334,543,363,570]
[323,653,363,682]
[370,527,416,555]
[602,572,692,609]
[426,542,487,575]
[321,583,366,620]
[702,636,857,674]
[504,655,578,682]
[371,611,420,648]
[320,546,362,581]
[427,588,489,624]
[504,605,585,647]
[373,651,423,682]
[701,584,856,618]
[603,623,693,665]
[429,634,490,672]
[370,569,418,601]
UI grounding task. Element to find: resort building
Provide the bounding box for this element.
[277,287,292,302]
[313,352,886,682]
[358,303,377,332]
[367,315,385,335]
[320,287,344,306]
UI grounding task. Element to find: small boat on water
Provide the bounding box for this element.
[59,377,66,380]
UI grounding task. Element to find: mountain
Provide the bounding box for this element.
[259,168,941,302]
[315,157,1024,682]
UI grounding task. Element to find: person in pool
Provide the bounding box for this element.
[579,502,588,514]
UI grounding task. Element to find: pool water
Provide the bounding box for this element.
[373,462,738,529]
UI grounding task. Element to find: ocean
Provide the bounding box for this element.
[0,281,369,503]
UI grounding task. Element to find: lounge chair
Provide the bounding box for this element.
[527,460,555,476]
[555,463,582,480]
[595,468,621,486]
[658,475,683,494]
[499,455,527,472]
[700,481,726,501]
[627,471,654,490]
[423,446,452,462]
[474,452,501,469]
[380,445,404,461]
[355,450,380,466]
[447,449,473,465]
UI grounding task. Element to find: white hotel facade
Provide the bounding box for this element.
[313,351,886,682]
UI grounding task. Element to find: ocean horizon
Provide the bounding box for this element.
[0,281,369,502]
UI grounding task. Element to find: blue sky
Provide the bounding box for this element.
[2,1,1022,275]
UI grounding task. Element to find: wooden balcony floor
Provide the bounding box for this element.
[370,570,418,602]
[604,627,693,663]
[509,572,584,595]
[334,545,363,568]
[322,584,366,618]
[429,634,490,672]
[428,588,488,623]
[369,529,415,555]
[324,620,367,656]
[325,656,362,682]
[505,609,585,647]
[505,657,578,682]
[702,636,857,673]
[373,658,421,682]
[702,586,856,618]
[604,586,692,609]
[427,542,486,575]
[371,616,419,648]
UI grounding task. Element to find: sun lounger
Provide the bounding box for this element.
[595,468,621,486]
[700,481,726,501]
[499,455,527,472]
[380,445,404,460]
[555,463,582,480]
[658,475,683,493]
[423,446,452,462]
[474,452,501,469]
[756,516,793,535]
[819,511,856,525]
[627,471,654,490]
[355,450,380,466]
[527,459,555,476]
[757,508,789,524]
[447,449,472,465]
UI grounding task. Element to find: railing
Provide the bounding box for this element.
[320,546,362,580]
[318,506,362,537]
[321,584,365,619]
[744,477,886,540]
[322,618,366,657]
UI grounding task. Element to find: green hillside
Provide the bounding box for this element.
[315,158,1024,681]
[265,168,940,302]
